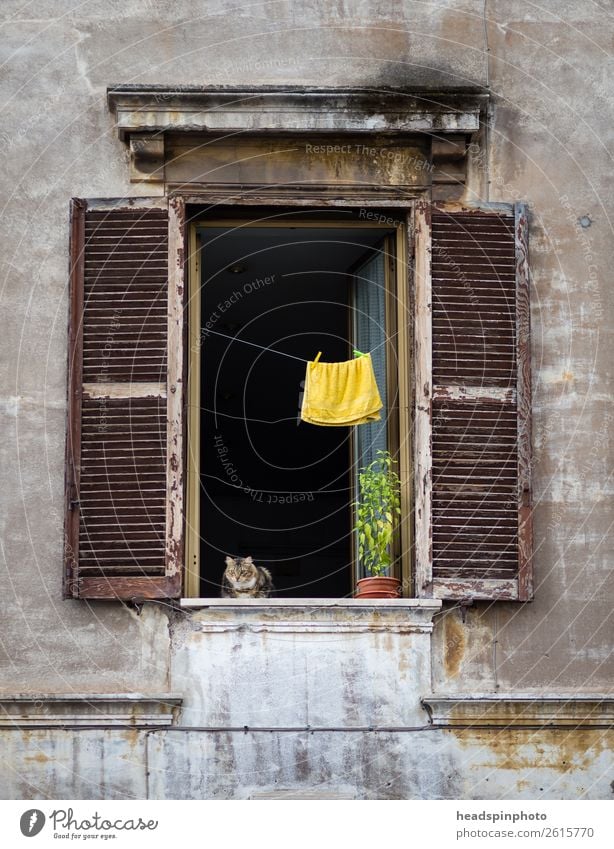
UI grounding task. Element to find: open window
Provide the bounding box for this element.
[64,198,532,603]
[186,216,403,598]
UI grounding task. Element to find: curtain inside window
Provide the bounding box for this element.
[352,246,388,577]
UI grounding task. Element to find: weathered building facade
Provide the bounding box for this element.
[0,1,612,799]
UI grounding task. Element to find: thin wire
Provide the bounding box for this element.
[203,326,394,425]
[203,326,392,362]
[200,407,299,424]
[483,0,490,88]
[203,328,309,363]
[202,404,390,429]
[201,472,350,494]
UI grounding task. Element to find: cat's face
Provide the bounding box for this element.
[224,556,258,589]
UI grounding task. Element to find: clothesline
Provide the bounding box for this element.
[203,327,391,362]
[206,327,384,427]
[204,329,308,362]
[204,406,390,427]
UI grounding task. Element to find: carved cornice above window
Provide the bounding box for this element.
[107,85,488,141]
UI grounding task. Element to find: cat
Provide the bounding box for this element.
[221,556,274,598]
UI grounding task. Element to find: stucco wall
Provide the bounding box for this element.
[2,727,612,800]
[0,0,612,799]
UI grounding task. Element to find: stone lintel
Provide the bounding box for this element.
[108,86,488,141]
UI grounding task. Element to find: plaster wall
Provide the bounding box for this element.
[2,726,612,800]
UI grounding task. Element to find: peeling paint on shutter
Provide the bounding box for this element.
[414,202,533,601]
[64,198,185,600]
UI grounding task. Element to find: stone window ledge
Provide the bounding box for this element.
[179,598,442,634]
[0,694,183,728]
[422,695,614,728]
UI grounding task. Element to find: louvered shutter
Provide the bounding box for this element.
[64,198,185,600]
[414,201,532,601]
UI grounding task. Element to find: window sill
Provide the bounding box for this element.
[180,597,439,608]
[422,695,614,728]
[0,694,183,728]
[178,597,442,634]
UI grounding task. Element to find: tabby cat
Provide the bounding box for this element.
[221,556,274,598]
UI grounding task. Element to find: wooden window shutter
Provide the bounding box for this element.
[64,198,185,600]
[414,201,532,601]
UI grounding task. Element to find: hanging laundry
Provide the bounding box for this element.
[301,352,383,427]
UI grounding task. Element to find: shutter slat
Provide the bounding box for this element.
[64,199,184,600]
[414,202,532,602]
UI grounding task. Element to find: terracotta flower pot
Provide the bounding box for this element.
[355,576,401,599]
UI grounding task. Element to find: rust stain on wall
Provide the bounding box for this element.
[24,752,50,763]
[455,729,610,773]
[121,728,140,751]
[443,612,466,677]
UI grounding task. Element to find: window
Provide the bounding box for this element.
[64,197,532,603]
[185,217,405,598]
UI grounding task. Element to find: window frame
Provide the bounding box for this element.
[67,88,535,604]
[183,212,413,600]
[65,194,531,604]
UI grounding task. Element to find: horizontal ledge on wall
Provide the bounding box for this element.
[249,789,356,800]
[107,86,487,140]
[0,694,183,728]
[179,597,442,634]
[422,696,614,728]
[171,189,420,207]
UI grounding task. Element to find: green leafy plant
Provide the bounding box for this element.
[353,450,401,577]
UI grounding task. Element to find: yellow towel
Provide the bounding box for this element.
[301,352,383,426]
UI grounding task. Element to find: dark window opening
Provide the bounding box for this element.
[198,224,393,598]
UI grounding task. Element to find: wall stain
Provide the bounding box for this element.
[444,613,466,677]
[24,752,49,763]
[120,728,140,751]
[456,729,610,773]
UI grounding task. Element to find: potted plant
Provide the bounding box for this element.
[353,449,402,599]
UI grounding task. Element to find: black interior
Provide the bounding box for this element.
[198,225,387,597]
